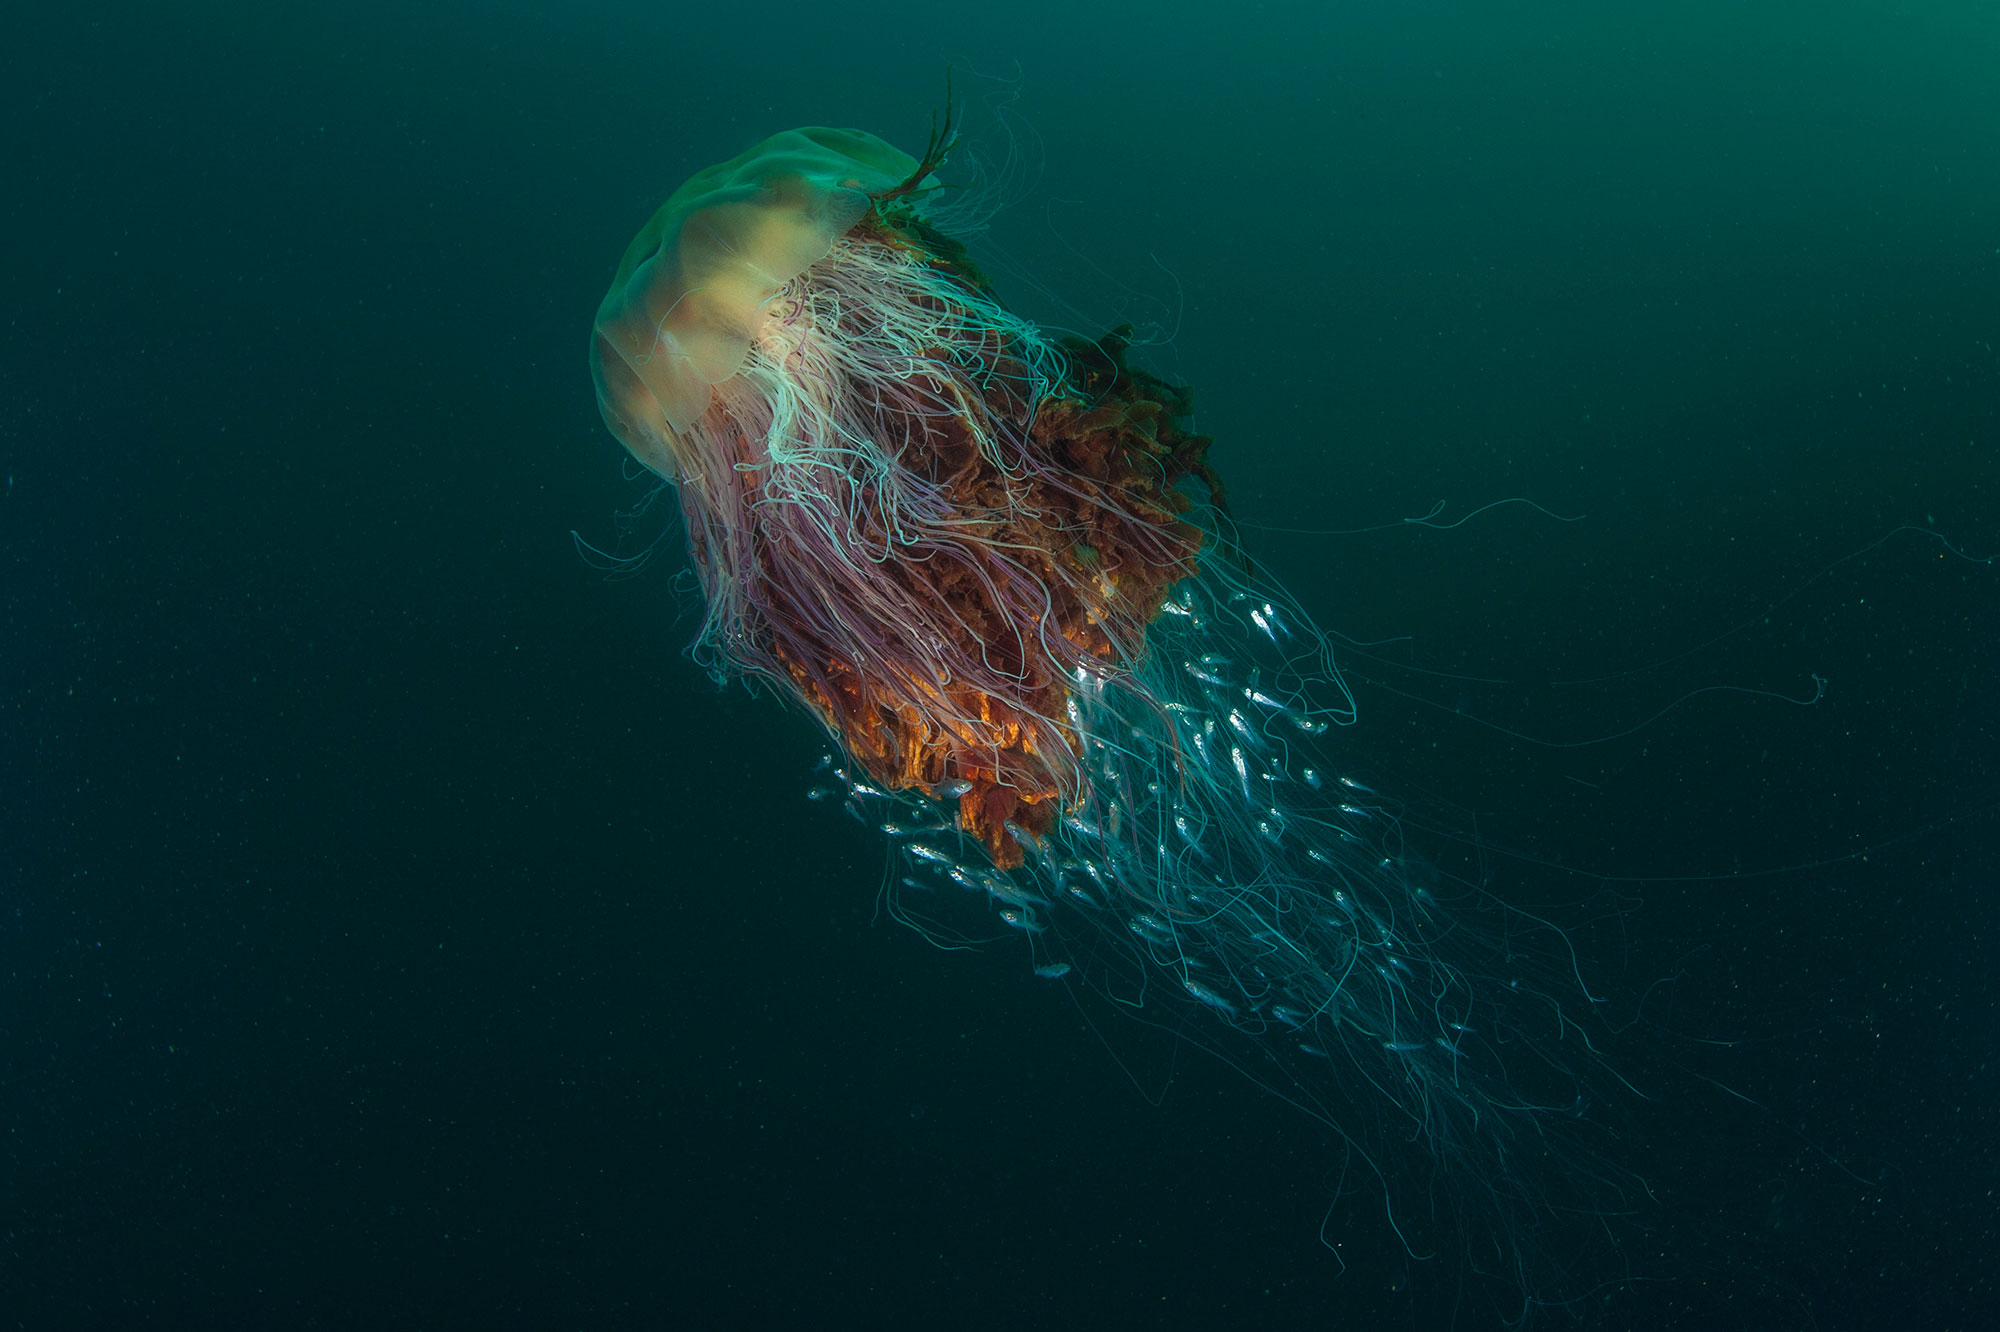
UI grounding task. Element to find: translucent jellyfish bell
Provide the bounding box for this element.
[590,128,926,480]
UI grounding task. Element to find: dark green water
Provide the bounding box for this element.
[5,3,1995,1328]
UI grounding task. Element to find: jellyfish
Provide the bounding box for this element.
[589,119,1628,1292]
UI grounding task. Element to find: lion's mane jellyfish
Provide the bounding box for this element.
[590,120,1624,1286]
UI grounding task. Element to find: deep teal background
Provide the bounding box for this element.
[4,3,1996,1327]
